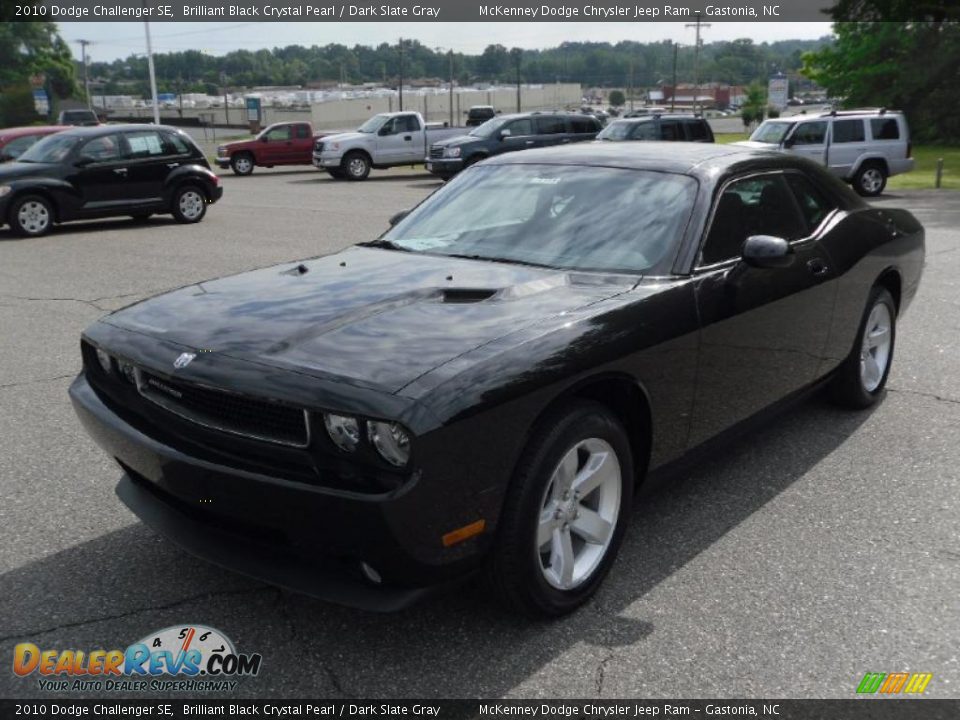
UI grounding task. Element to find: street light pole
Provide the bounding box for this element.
[512,49,522,112]
[78,40,92,108]
[144,22,160,125]
[448,50,454,127]
[685,11,711,115]
[398,37,404,112]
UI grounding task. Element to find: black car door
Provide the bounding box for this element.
[121,129,179,205]
[68,133,134,213]
[534,115,569,147]
[497,117,538,154]
[688,171,838,446]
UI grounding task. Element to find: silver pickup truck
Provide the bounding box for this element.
[313,111,464,180]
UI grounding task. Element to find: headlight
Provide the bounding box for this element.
[216,146,226,155]
[0,185,11,197]
[95,348,112,374]
[324,413,360,452]
[367,421,411,467]
[443,147,461,158]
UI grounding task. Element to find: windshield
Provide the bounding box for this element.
[469,117,509,138]
[380,164,697,274]
[598,120,640,141]
[357,114,389,133]
[17,134,80,163]
[750,121,796,144]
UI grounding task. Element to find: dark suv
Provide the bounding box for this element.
[426,112,602,179]
[0,124,222,237]
[597,114,714,143]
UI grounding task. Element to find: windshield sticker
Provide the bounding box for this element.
[530,177,562,185]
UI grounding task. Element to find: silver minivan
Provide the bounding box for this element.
[735,110,914,196]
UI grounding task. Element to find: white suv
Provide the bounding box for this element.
[736,109,913,196]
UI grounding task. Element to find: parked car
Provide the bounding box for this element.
[216,121,323,176]
[734,109,913,196]
[0,126,69,162]
[57,109,100,126]
[426,112,601,180]
[597,114,715,143]
[0,124,221,237]
[465,105,497,127]
[312,112,464,181]
[69,143,923,616]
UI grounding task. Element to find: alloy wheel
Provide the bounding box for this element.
[537,437,621,590]
[178,190,205,221]
[348,157,368,178]
[860,168,884,195]
[17,200,51,235]
[860,301,892,392]
[234,157,252,174]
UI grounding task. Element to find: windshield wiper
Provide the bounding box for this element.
[360,239,412,251]
[441,253,558,270]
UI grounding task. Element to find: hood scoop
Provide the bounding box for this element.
[440,288,498,304]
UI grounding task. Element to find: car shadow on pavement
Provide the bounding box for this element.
[0,391,875,698]
[0,217,180,240]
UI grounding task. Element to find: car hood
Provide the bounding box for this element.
[0,161,58,179]
[220,137,259,149]
[431,134,479,148]
[320,131,369,146]
[103,247,629,394]
[733,140,779,149]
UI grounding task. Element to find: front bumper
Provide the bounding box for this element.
[210,184,224,202]
[425,157,464,177]
[215,156,231,169]
[313,152,344,169]
[69,372,482,610]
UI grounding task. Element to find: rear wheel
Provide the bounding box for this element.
[342,152,370,181]
[230,153,254,176]
[486,401,633,617]
[10,195,54,237]
[829,286,896,408]
[853,163,887,197]
[171,185,207,224]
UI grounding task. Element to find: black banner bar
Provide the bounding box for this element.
[2,700,960,720]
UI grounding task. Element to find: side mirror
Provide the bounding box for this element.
[378,126,392,136]
[499,129,512,140]
[388,209,410,226]
[260,136,269,143]
[783,137,796,149]
[742,235,794,269]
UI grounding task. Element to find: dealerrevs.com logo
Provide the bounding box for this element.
[13,625,262,693]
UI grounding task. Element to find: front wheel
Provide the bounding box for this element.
[486,401,634,617]
[10,195,54,237]
[853,163,887,197]
[829,286,896,408]
[342,152,370,181]
[171,185,207,224]
[230,153,254,176]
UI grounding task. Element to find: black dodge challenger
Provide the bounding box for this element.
[70,143,924,616]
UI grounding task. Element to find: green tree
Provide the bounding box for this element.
[0,22,76,122]
[803,1,960,142]
[608,89,626,106]
[740,83,767,129]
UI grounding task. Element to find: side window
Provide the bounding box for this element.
[265,125,291,141]
[570,118,596,134]
[785,173,837,232]
[536,116,566,135]
[659,121,681,141]
[2,135,40,158]
[295,124,311,139]
[792,121,827,145]
[507,118,534,136]
[700,175,806,266]
[684,120,709,141]
[78,134,122,163]
[395,115,419,133]
[124,130,166,159]
[832,119,865,143]
[164,132,193,156]
[629,122,659,140]
[870,118,900,140]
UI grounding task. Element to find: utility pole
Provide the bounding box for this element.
[512,49,522,112]
[144,22,160,125]
[628,58,634,113]
[398,37,404,112]
[685,11,711,115]
[78,40,92,108]
[671,43,678,112]
[448,50,454,127]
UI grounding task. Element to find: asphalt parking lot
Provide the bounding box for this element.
[0,168,958,699]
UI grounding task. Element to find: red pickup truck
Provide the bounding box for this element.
[216,121,322,176]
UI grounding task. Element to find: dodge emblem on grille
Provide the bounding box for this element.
[173,352,196,369]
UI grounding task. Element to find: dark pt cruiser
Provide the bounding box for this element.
[70,143,924,616]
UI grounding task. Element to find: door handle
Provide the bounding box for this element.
[807,258,829,277]
[403,135,412,141]
[113,168,127,175]
[561,138,572,143]
[166,163,179,169]
[525,140,535,145]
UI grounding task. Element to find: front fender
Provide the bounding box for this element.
[5,177,79,221]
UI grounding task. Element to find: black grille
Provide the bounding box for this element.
[138,370,309,447]
[429,146,444,159]
[314,140,325,153]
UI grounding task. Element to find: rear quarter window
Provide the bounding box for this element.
[870,118,901,140]
[536,116,567,135]
[684,121,710,141]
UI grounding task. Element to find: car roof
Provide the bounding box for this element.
[613,114,705,122]
[0,125,70,139]
[484,141,785,176]
[51,124,186,138]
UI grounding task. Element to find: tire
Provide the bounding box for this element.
[853,163,887,197]
[9,194,54,237]
[326,168,346,180]
[829,286,896,409]
[342,152,371,181]
[486,401,634,617]
[171,185,207,224]
[230,153,254,176]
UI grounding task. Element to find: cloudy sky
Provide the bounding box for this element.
[57,22,833,62]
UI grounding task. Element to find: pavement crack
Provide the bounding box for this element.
[0,373,75,390]
[0,585,269,644]
[324,665,351,698]
[887,386,960,406]
[594,650,614,696]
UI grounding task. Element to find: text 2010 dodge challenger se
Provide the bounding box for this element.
[70,143,924,616]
